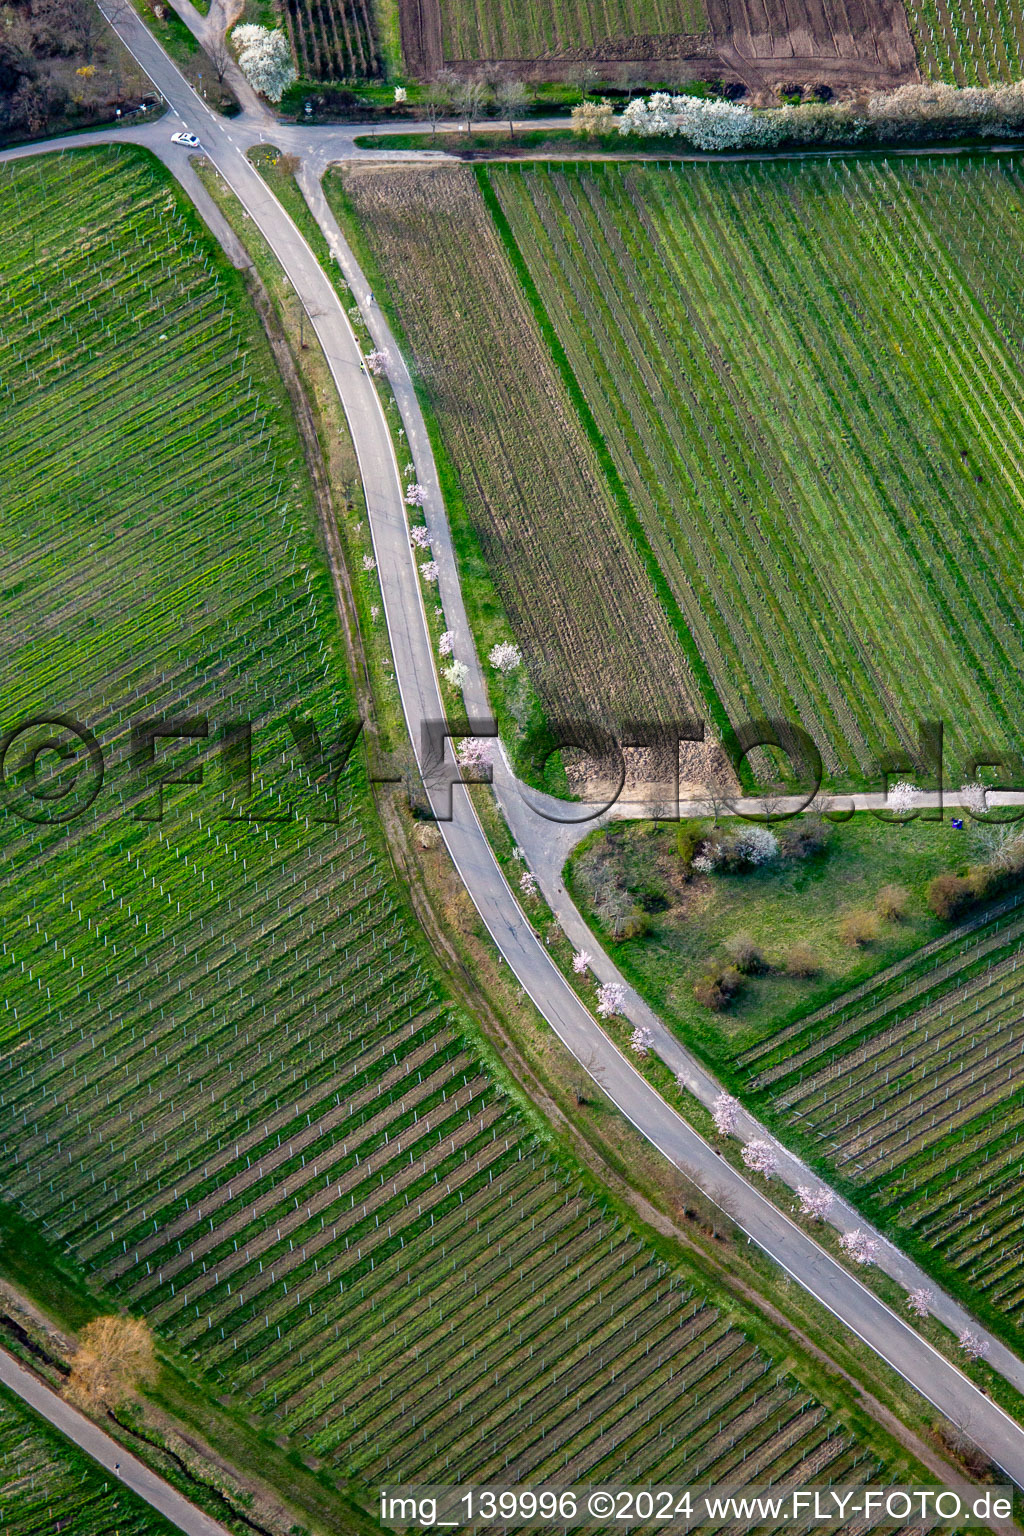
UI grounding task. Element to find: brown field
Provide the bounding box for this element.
[707,0,918,90]
[333,164,703,765]
[400,0,918,89]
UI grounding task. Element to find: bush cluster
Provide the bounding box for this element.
[723,932,768,974]
[694,962,743,1012]
[618,81,1024,155]
[927,830,1024,920]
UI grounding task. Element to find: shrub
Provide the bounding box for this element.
[676,823,703,867]
[595,887,648,941]
[724,932,768,975]
[839,909,880,947]
[875,883,910,922]
[694,963,743,1011]
[966,862,1000,901]
[705,824,779,872]
[571,98,614,137]
[927,872,973,921]
[785,943,820,978]
[779,817,829,860]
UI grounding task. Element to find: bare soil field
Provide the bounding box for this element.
[399,0,919,89]
[707,0,918,90]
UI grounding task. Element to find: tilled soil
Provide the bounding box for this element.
[400,0,919,88]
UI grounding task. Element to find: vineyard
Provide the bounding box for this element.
[334,165,704,755]
[489,157,1024,789]
[0,1383,176,1535]
[741,890,1024,1333]
[431,0,706,65]
[282,0,381,81]
[904,0,1024,83]
[0,147,913,1513]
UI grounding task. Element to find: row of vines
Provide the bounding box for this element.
[741,894,1024,1331]
[0,147,913,1518]
[490,156,1024,789]
[904,0,1024,83]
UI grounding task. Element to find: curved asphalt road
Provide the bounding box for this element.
[6,3,1024,1490]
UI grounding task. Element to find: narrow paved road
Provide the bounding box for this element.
[8,2,1024,1487]
[0,1347,231,1536]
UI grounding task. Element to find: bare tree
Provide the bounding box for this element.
[568,61,598,99]
[494,75,528,138]
[205,32,233,84]
[423,67,457,135]
[755,783,789,823]
[701,770,736,826]
[454,76,485,133]
[67,1315,156,1410]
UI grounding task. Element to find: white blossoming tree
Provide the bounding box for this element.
[887,780,920,816]
[442,659,468,688]
[519,870,538,899]
[419,560,439,584]
[410,525,430,550]
[456,736,493,768]
[960,780,989,817]
[731,825,779,866]
[839,1229,880,1266]
[488,641,522,674]
[796,1185,835,1221]
[619,92,782,150]
[906,1287,934,1318]
[741,1139,778,1178]
[437,629,454,657]
[405,482,427,506]
[366,348,390,377]
[572,950,592,975]
[596,981,626,1018]
[230,24,295,102]
[958,1328,989,1362]
[630,1024,655,1056]
[711,1091,739,1137]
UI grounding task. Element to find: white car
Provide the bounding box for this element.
[171,131,201,148]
